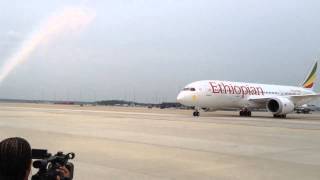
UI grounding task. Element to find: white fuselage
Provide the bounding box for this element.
[177,80,315,111]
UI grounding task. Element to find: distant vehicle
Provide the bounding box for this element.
[159,102,182,109]
[295,104,314,114]
[54,101,75,105]
[177,61,319,118]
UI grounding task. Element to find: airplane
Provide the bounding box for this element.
[177,62,319,118]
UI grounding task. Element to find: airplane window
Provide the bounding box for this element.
[183,87,196,91]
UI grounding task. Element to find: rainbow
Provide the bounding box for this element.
[0,7,96,84]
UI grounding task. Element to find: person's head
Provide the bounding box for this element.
[0,137,32,180]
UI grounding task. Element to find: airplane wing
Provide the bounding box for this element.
[288,93,320,98]
[288,93,320,104]
[248,93,320,105]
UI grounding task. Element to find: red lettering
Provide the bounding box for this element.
[241,86,248,97]
[209,82,220,93]
[230,85,235,94]
[234,86,241,94]
[250,87,257,95]
[256,87,264,95]
[218,84,223,93]
[221,83,233,94]
[210,82,265,96]
[246,86,251,95]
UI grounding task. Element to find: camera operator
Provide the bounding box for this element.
[0,137,70,180]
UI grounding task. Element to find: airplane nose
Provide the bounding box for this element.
[177,91,197,106]
[177,92,186,104]
[177,93,182,103]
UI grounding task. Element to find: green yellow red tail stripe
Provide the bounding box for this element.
[303,62,317,88]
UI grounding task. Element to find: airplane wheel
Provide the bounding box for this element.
[273,114,286,118]
[240,110,251,117]
[193,111,200,117]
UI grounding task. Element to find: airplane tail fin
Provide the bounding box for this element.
[301,61,317,89]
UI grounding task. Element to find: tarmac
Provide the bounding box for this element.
[0,103,320,180]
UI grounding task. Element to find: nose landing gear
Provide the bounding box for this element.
[193,111,200,117]
[192,107,201,117]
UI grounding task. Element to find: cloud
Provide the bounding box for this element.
[6,30,22,40]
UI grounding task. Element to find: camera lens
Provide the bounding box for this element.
[33,160,47,169]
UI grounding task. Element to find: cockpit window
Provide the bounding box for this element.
[183,87,196,91]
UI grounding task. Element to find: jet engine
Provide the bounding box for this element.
[267,97,295,115]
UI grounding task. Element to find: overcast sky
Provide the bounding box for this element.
[0,0,320,103]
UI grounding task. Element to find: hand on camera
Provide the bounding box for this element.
[56,166,71,180]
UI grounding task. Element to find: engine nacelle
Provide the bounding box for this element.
[267,97,295,115]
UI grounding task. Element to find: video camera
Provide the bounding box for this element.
[31,149,75,180]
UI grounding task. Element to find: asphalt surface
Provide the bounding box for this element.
[0,103,319,180]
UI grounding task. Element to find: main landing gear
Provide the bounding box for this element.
[239,108,251,117]
[273,114,286,118]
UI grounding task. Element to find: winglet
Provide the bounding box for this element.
[302,61,317,89]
